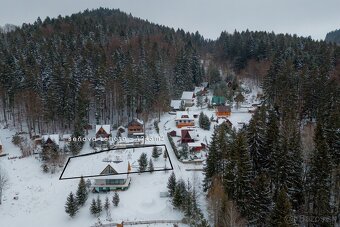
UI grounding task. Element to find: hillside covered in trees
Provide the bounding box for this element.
[0,8,339,226]
[325,29,340,45]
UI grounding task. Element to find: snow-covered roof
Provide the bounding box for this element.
[187,142,204,147]
[170,100,183,109]
[194,87,204,94]
[128,118,144,126]
[201,82,209,88]
[188,131,199,140]
[95,125,111,134]
[175,111,195,120]
[62,134,72,140]
[42,134,60,146]
[181,91,194,100]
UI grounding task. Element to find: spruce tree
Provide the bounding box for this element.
[112,192,120,207]
[138,153,148,172]
[96,196,102,216]
[65,192,78,218]
[270,187,296,227]
[247,106,266,174]
[167,172,177,197]
[90,198,98,216]
[104,196,110,218]
[148,158,154,172]
[250,173,272,226]
[152,146,160,159]
[233,131,253,218]
[307,122,332,222]
[172,179,186,209]
[76,176,88,206]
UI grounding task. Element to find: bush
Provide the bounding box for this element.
[167,133,180,159]
[12,134,23,146]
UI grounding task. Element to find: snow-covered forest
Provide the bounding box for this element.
[0,7,339,227]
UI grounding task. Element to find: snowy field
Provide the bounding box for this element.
[61,146,172,179]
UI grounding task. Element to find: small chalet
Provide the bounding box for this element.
[194,87,204,95]
[175,112,195,128]
[181,91,195,107]
[187,142,206,152]
[170,100,184,111]
[93,161,131,192]
[181,129,195,143]
[128,119,144,137]
[211,96,226,106]
[95,125,111,139]
[216,105,231,118]
[42,134,60,147]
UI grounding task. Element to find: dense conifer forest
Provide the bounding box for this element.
[0,8,339,226]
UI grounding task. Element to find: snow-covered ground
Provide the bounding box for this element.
[0,82,260,227]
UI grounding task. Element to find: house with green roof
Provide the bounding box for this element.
[211,96,226,106]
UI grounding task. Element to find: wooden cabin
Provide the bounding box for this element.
[175,112,195,128]
[95,125,111,139]
[216,106,231,118]
[93,161,131,192]
[42,134,60,147]
[181,91,195,107]
[127,119,144,137]
[181,130,195,143]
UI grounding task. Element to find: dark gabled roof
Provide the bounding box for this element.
[217,105,231,112]
[100,164,118,175]
[128,119,144,127]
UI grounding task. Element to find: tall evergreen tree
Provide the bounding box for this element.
[167,172,177,197]
[76,176,88,206]
[270,187,296,227]
[112,192,120,207]
[307,122,332,222]
[65,192,78,218]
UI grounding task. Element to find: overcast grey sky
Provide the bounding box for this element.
[0,0,339,40]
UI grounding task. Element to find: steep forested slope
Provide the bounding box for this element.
[325,29,340,44]
[0,8,207,133]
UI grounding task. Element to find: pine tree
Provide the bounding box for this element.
[233,131,253,218]
[172,179,186,209]
[167,172,177,197]
[148,158,154,172]
[90,198,98,216]
[65,192,78,218]
[250,173,272,225]
[199,112,211,130]
[196,93,203,108]
[138,153,148,172]
[76,176,88,206]
[203,129,219,191]
[104,196,110,218]
[180,143,189,159]
[306,122,332,222]
[112,192,120,207]
[96,196,102,216]
[152,146,160,159]
[270,187,296,227]
[247,106,266,174]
